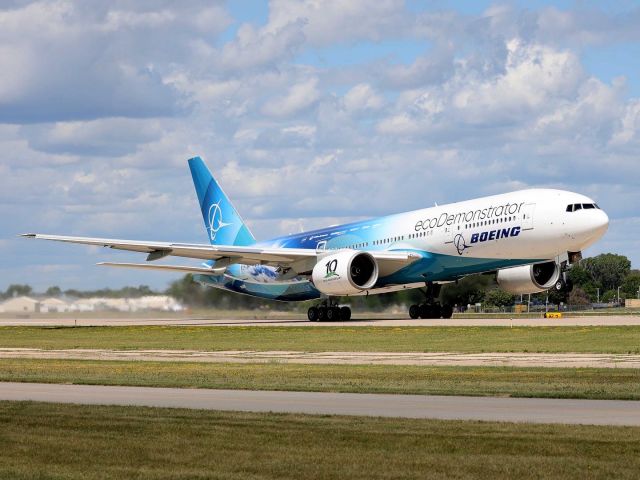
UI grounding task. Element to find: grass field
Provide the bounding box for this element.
[1,325,640,353]
[2,359,639,400]
[1,401,639,479]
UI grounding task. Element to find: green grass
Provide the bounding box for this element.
[1,401,640,479]
[2,359,639,400]
[2,325,640,353]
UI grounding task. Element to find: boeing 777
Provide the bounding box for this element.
[22,157,609,321]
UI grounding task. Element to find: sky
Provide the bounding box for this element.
[1,0,640,291]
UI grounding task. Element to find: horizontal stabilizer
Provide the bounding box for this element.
[97,262,225,275]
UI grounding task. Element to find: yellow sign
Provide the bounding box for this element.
[544,312,563,318]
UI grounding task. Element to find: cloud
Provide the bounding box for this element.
[220,20,306,71]
[22,118,163,156]
[267,0,411,46]
[342,83,384,112]
[0,1,234,124]
[261,77,320,117]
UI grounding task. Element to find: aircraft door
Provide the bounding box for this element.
[521,203,535,230]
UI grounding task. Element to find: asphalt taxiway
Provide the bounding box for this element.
[2,382,639,426]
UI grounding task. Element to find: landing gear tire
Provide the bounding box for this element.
[326,307,341,321]
[309,300,351,322]
[307,307,319,322]
[441,304,453,319]
[414,302,453,319]
[340,306,352,321]
[419,304,432,319]
[554,279,565,292]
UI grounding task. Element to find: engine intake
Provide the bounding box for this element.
[311,250,378,295]
[496,261,560,294]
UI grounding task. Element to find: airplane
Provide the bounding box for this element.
[22,156,609,321]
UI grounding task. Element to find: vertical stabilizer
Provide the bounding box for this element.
[188,156,256,246]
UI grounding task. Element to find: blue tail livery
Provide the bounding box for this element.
[188,156,256,247]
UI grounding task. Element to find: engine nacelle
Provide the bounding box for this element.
[496,261,561,295]
[311,250,378,295]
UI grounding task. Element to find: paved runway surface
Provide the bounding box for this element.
[3,348,640,368]
[0,314,638,327]
[2,382,639,426]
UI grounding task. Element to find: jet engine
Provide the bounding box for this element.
[311,250,378,295]
[496,261,561,295]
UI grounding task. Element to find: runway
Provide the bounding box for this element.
[0,314,639,327]
[2,382,639,426]
[3,348,640,368]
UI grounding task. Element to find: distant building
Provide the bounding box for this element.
[69,298,95,312]
[1,296,40,313]
[40,297,70,313]
[1,294,183,314]
[74,298,132,312]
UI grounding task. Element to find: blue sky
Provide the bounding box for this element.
[1,0,640,291]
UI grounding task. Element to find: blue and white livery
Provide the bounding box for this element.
[22,157,609,320]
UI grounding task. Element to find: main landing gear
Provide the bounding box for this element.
[409,282,453,319]
[307,299,351,322]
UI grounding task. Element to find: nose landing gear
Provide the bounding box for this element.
[554,265,575,293]
[307,299,351,322]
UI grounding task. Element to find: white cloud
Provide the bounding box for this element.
[611,99,640,148]
[22,118,163,156]
[342,83,384,112]
[0,1,235,123]
[220,20,306,71]
[261,77,320,117]
[452,40,585,124]
[267,0,410,45]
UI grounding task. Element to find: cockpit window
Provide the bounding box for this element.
[566,203,600,212]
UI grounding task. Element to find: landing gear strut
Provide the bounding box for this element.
[409,282,453,319]
[555,262,575,293]
[308,298,351,322]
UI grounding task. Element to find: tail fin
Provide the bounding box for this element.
[188,156,256,246]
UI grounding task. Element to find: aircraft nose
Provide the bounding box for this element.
[591,209,609,238]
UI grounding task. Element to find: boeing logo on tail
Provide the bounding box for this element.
[207,201,232,241]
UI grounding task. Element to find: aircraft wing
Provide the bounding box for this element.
[21,233,421,274]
